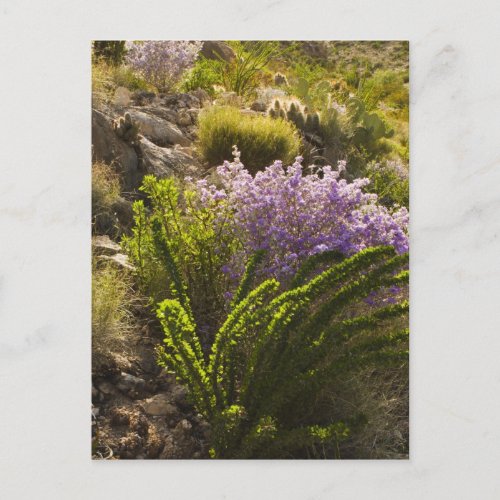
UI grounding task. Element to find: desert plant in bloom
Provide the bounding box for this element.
[193,149,408,283]
[154,244,408,458]
[125,41,203,93]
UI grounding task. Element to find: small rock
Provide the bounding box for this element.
[250,99,268,112]
[114,86,131,106]
[201,41,235,63]
[92,235,121,256]
[240,109,262,117]
[159,434,176,459]
[116,372,147,396]
[141,394,178,417]
[98,253,135,271]
[187,108,200,123]
[170,384,189,407]
[127,109,191,147]
[190,89,210,106]
[139,137,200,178]
[97,381,115,395]
[176,110,192,127]
[174,418,193,441]
[131,90,156,106]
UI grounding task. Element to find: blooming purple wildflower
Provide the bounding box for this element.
[126,41,202,92]
[190,154,409,281]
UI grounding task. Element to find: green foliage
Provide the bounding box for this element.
[197,106,301,173]
[93,41,127,66]
[357,69,409,113]
[155,246,409,458]
[364,161,409,208]
[207,41,282,99]
[181,57,222,97]
[92,60,152,106]
[294,77,332,111]
[122,175,236,344]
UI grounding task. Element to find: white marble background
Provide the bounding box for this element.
[1,0,499,498]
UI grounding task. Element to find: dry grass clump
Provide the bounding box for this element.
[92,258,135,373]
[92,60,153,107]
[92,162,124,238]
[198,105,301,173]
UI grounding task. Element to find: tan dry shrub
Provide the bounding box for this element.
[92,258,135,372]
[92,161,121,237]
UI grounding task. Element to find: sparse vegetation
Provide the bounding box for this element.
[91,162,122,237]
[92,258,135,372]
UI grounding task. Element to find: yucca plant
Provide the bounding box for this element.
[153,225,409,458]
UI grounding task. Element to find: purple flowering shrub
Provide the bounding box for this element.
[193,148,409,282]
[126,41,203,92]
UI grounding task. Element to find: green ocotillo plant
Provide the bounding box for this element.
[154,236,409,459]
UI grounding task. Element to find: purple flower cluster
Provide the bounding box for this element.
[191,151,409,280]
[126,41,203,92]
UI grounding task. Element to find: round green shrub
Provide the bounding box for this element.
[198,106,301,174]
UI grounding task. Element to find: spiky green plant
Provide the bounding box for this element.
[155,242,409,458]
[122,175,236,345]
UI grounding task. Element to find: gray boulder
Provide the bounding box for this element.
[201,41,235,62]
[139,137,200,178]
[92,109,140,192]
[92,235,121,255]
[127,109,190,147]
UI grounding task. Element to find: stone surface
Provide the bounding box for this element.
[116,372,147,398]
[164,93,201,110]
[250,99,268,112]
[92,235,121,256]
[98,253,135,271]
[189,88,211,105]
[176,110,192,126]
[126,109,190,147]
[201,41,235,62]
[139,137,200,178]
[97,381,116,396]
[137,105,178,124]
[114,87,131,107]
[141,394,178,417]
[91,109,140,192]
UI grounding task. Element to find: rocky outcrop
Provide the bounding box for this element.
[92,109,140,192]
[92,235,134,271]
[139,137,200,178]
[127,109,191,147]
[92,90,207,194]
[201,41,235,62]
